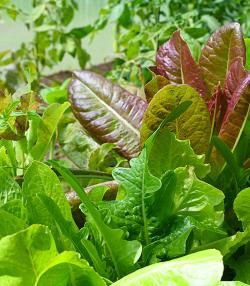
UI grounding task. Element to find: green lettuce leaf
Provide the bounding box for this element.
[50,161,142,279]
[192,226,250,260]
[22,161,76,249]
[112,148,161,243]
[0,208,27,238]
[0,225,106,286]
[104,129,223,264]
[112,249,223,286]
[234,187,250,229]
[146,128,210,179]
[149,166,224,229]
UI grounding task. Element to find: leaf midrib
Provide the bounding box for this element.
[81,81,140,138]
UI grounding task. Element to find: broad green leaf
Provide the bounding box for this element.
[0,225,105,286]
[1,199,27,221]
[36,251,106,286]
[199,23,245,95]
[112,249,223,286]
[50,161,142,279]
[234,188,250,228]
[149,166,224,229]
[155,31,208,100]
[146,129,210,178]
[22,161,75,248]
[144,75,169,103]
[29,102,70,161]
[0,208,26,238]
[69,71,148,158]
[0,167,21,205]
[38,194,107,278]
[140,84,211,155]
[193,227,250,259]
[0,225,57,286]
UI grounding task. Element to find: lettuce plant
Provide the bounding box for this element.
[141,23,250,177]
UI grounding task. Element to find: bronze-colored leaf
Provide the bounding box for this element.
[140,84,211,155]
[211,74,250,172]
[199,23,245,95]
[155,31,208,100]
[69,71,148,159]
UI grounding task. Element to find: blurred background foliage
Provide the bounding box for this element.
[0,0,249,91]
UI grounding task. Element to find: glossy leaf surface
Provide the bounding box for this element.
[69,71,148,158]
[155,31,207,100]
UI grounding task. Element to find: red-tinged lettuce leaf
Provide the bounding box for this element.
[199,23,245,95]
[208,59,247,133]
[219,74,250,149]
[155,31,208,100]
[211,74,250,171]
[144,75,169,103]
[224,58,248,100]
[140,84,211,155]
[69,71,148,159]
